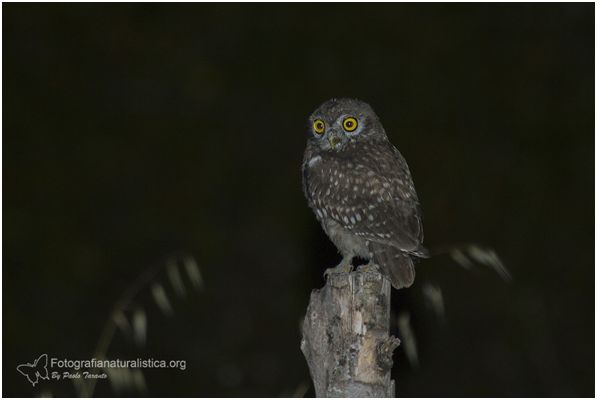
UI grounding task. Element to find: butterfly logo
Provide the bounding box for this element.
[16,354,50,386]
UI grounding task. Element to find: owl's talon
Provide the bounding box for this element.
[357,262,380,274]
[323,263,353,279]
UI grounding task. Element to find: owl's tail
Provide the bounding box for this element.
[370,244,423,290]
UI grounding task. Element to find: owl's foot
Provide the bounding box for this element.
[323,261,353,279]
[357,262,381,274]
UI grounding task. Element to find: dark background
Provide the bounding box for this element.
[3,3,594,397]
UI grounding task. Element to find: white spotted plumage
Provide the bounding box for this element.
[302,98,428,289]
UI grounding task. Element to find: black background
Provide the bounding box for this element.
[4,3,594,397]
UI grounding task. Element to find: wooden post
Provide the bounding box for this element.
[301,269,401,397]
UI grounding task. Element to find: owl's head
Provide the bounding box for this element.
[307,98,386,151]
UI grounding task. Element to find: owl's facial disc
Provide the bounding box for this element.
[321,115,362,150]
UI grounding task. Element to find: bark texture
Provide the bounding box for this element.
[301,269,400,397]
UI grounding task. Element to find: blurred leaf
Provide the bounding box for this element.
[467,245,512,282]
[290,381,310,398]
[183,255,204,291]
[132,369,147,392]
[132,308,147,347]
[106,367,136,393]
[151,283,173,316]
[72,372,88,397]
[397,311,419,369]
[450,248,473,269]
[167,259,186,298]
[422,282,445,322]
[112,310,132,339]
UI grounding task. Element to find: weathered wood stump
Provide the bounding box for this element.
[301,269,400,397]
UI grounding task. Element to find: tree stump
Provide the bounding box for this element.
[301,269,400,397]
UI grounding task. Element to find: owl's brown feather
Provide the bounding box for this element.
[304,139,425,256]
[369,242,416,289]
[302,98,427,289]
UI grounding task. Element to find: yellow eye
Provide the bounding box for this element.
[343,117,358,132]
[313,119,325,135]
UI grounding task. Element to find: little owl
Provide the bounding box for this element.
[302,98,427,289]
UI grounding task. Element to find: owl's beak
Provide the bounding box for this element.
[328,131,342,149]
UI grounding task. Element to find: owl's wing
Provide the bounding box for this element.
[305,148,424,255]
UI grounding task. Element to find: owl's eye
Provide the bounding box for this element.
[343,117,358,132]
[313,119,325,135]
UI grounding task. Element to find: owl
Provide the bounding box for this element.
[302,98,427,289]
